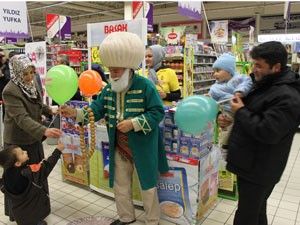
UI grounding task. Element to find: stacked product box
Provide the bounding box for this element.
[161,109,214,165]
[157,108,218,224]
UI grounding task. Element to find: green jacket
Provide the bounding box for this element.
[90,74,169,190]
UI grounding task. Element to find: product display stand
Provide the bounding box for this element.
[193,42,217,95]
[164,45,184,91]
[60,101,90,186]
[85,107,220,224]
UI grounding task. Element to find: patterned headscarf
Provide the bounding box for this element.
[148,45,165,85]
[9,54,38,99]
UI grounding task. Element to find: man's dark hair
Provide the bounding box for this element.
[250,41,288,69]
[0,145,19,169]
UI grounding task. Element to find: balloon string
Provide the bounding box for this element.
[47,113,58,128]
[217,98,232,105]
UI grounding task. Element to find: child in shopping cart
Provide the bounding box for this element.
[208,53,253,156]
[0,141,64,225]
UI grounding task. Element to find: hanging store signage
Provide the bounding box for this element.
[0,2,28,38]
[132,1,143,19]
[25,41,47,102]
[160,26,186,45]
[258,33,300,43]
[144,3,153,32]
[25,42,47,80]
[87,18,147,47]
[46,14,71,40]
[132,2,153,32]
[210,20,228,43]
[178,1,202,21]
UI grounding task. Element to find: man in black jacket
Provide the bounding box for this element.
[219,41,300,225]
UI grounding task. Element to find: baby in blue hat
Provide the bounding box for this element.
[208,53,253,152]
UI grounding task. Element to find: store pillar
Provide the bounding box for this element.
[124,2,133,20]
[255,13,261,42]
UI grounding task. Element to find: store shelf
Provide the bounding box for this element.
[165,54,183,58]
[194,63,214,66]
[193,86,211,92]
[174,70,183,73]
[193,71,213,74]
[193,79,215,84]
[71,48,88,51]
[194,53,217,57]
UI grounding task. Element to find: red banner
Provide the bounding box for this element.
[132,1,143,19]
[46,14,59,31]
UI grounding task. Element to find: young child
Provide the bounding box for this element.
[208,53,253,152]
[0,142,64,225]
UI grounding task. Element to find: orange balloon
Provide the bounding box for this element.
[79,70,102,96]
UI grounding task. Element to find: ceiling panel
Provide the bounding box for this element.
[26,1,300,38]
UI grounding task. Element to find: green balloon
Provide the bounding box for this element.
[45,65,78,105]
[185,95,218,121]
[175,98,209,135]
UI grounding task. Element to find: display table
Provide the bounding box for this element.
[60,102,221,224]
[87,109,220,224]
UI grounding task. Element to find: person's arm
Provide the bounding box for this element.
[131,83,165,135]
[3,91,61,139]
[22,147,63,184]
[233,75,253,96]
[232,93,300,144]
[41,104,53,117]
[164,69,181,102]
[89,86,109,122]
[3,92,47,140]
[209,83,233,102]
[164,89,181,102]
[60,86,109,123]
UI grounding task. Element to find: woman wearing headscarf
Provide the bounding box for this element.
[2,54,62,222]
[145,45,181,106]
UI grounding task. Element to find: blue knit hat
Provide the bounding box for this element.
[212,53,236,76]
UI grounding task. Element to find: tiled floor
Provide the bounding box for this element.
[1,133,300,225]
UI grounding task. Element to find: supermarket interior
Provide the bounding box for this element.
[0,1,300,225]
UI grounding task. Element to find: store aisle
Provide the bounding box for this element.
[0,133,300,225]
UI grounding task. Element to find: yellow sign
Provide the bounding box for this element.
[91,47,101,63]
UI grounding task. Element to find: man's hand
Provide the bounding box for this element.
[234,92,243,98]
[231,96,245,113]
[117,120,134,133]
[44,128,62,138]
[217,114,233,129]
[59,105,77,118]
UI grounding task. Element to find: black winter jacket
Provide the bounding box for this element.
[0,61,10,101]
[1,149,62,225]
[227,68,300,185]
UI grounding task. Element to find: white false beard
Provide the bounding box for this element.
[110,69,130,93]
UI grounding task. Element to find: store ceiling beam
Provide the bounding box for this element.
[203,2,300,20]
[70,2,123,17]
[56,2,122,18]
[27,2,69,12]
[29,1,300,38]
